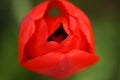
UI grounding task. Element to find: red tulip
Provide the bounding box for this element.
[18,0,99,79]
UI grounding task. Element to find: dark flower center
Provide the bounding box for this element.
[47,23,68,43]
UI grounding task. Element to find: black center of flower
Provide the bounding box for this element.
[47,23,68,43]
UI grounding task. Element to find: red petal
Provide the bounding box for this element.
[59,0,95,53]
[24,19,49,58]
[18,17,35,64]
[44,17,62,36]
[68,16,89,51]
[76,8,95,53]
[34,41,60,56]
[23,52,64,78]
[61,16,71,35]
[19,1,50,64]
[57,35,79,53]
[57,16,89,52]
[27,1,49,20]
[23,50,98,78]
[66,50,99,77]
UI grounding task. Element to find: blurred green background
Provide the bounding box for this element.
[0,0,120,80]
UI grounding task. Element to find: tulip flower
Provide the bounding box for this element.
[18,0,99,79]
